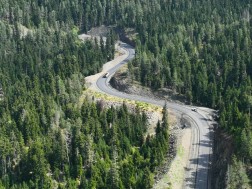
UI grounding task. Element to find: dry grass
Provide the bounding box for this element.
[154,127,192,189]
[79,88,162,113]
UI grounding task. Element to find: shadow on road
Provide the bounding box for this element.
[185,129,213,189]
[185,154,210,188]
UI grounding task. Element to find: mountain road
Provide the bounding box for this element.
[96,42,214,189]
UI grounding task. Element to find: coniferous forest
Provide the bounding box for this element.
[0,0,251,188]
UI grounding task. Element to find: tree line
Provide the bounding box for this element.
[126,0,251,187]
[0,0,172,188]
[0,0,251,188]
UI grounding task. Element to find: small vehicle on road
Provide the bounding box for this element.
[103,72,109,78]
[182,124,187,129]
[191,108,197,112]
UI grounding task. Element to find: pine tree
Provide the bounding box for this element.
[226,156,249,189]
[107,145,120,189]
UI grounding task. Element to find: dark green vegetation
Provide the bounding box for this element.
[0,0,251,188]
[0,0,170,188]
[125,0,252,188]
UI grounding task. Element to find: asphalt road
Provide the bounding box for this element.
[96,42,214,189]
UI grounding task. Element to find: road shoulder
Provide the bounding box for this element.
[154,126,192,189]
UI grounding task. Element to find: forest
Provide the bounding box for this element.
[0,0,251,188]
[0,0,170,188]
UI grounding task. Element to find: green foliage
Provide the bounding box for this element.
[226,156,250,189]
[0,0,136,187]
[1,0,251,187]
[125,0,252,182]
[0,61,168,189]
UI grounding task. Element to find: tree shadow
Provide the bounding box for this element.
[185,154,210,189]
[185,129,213,189]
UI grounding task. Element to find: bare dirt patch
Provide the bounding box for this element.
[18,24,33,38]
[87,25,111,37]
[78,33,106,43]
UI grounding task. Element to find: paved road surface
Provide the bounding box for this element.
[96,42,214,189]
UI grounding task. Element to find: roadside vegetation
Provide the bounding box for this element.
[0,0,251,188]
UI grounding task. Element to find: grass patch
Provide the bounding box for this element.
[80,88,162,113]
[154,145,186,189]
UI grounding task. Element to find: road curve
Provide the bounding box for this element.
[96,42,213,189]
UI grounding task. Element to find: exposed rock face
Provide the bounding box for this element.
[110,68,189,106]
[110,72,129,92]
[110,71,157,99]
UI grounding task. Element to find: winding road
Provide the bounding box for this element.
[96,42,214,189]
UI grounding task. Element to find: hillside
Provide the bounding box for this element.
[0,0,251,188]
